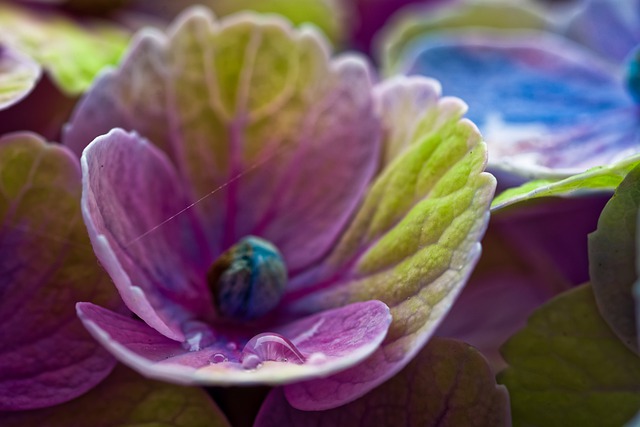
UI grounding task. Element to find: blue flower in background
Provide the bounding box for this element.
[385,0,640,180]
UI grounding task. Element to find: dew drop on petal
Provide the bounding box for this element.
[226,342,238,351]
[210,353,228,364]
[240,333,306,370]
[182,332,203,352]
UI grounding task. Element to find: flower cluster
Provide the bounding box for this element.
[1,1,638,426]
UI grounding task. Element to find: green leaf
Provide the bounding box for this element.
[589,163,640,352]
[0,3,129,94]
[491,154,640,210]
[256,338,510,427]
[0,43,41,110]
[499,285,640,427]
[0,365,231,427]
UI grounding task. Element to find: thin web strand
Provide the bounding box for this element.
[125,143,291,247]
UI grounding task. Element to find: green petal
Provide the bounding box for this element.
[130,0,348,46]
[256,338,510,427]
[0,44,41,110]
[589,163,640,352]
[211,0,348,45]
[499,285,640,427]
[491,154,640,210]
[315,78,496,347]
[0,3,129,94]
[0,365,231,427]
[284,77,496,409]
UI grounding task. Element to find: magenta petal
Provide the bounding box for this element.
[236,57,381,273]
[81,129,211,341]
[77,300,391,386]
[64,10,382,272]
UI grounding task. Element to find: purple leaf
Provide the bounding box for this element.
[0,365,231,427]
[255,338,510,427]
[438,196,608,370]
[0,133,122,410]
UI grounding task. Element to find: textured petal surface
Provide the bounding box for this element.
[0,3,129,94]
[492,153,640,210]
[568,0,640,63]
[0,44,40,110]
[0,365,230,427]
[438,196,607,371]
[77,299,390,386]
[82,129,211,341]
[284,76,495,409]
[499,285,640,427]
[0,133,121,410]
[65,8,380,273]
[397,30,638,177]
[589,163,640,352]
[256,338,510,427]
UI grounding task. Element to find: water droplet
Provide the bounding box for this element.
[182,332,203,352]
[241,354,263,370]
[307,352,327,364]
[209,353,228,364]
[240,333,306,370]
[226,342,238,351]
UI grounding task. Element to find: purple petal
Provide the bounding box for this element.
[234,56,381,274]
[65,9,381,272]
[568,0,640,63]
[399,30,638,176]
[81,129,211,341]
[0,133,122,410]
[257,338,510,427]
[76,299,391,385]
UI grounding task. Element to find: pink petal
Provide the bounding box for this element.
[81,128,212,341]
[64,9,381,272]
[76,300,391,386]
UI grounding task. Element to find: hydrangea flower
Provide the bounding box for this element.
[382,0,640,179]
[63,7,495,410]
